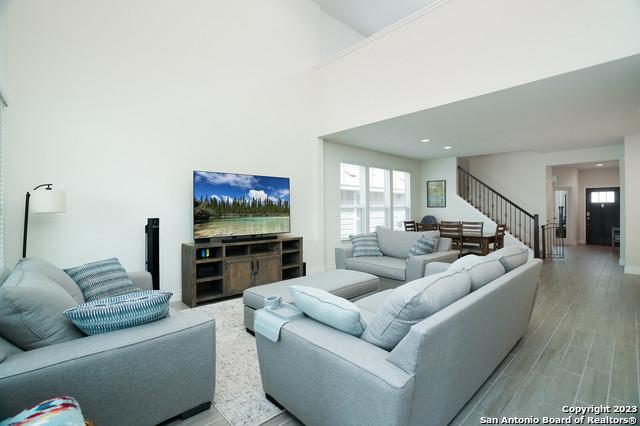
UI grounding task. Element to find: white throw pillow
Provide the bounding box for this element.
[487,246,529,272]
[288,286,365,336]
[361,270,471,350]
[447,255,506,291]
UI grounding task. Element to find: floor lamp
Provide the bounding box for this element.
[22,184,66,258]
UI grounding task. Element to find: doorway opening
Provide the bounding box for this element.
[554,190,568,239]
[585,187,620,246]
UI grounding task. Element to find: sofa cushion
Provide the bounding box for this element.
[0,268,10,286]
[375,227,421,258]
[288,286,365,336]
[2,396,85,425]
[0,270,83,350]
[0,335,23,362]
[14,258,84,304]
[448,255,506,291]
[349,233,383,258]
[408,235,437,257]
[361,270,471,350]
[64,290,172,335]
[345,256,406,281]
[64,258,140,302]
[488,246,529,272]
[354,289,393,314]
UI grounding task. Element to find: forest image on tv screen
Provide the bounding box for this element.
[193,171,290,238]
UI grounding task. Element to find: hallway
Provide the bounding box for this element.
[454,245,640,423]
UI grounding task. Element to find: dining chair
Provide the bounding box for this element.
[403,221,417,232]
[489,224,507,252]
[461,221,484,255]
[439,222,463,256]
[417,223,438,231]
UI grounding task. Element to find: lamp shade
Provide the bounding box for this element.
[30,190,66,213]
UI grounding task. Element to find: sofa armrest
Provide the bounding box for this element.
[128,271,153,290]
[256,317,414,426]
[405,250,459,282]
[335,246,353,269]
[424,261,451,276]
[0,310,215,426]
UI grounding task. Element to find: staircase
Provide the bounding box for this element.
[457,166,540,258]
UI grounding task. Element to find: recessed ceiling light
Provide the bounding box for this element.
[443,146,452,150]
[596,163,604,167]
[421,138,430,143]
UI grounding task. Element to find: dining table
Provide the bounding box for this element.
[460,231,496,256]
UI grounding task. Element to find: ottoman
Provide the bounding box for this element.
[243,269,380,332]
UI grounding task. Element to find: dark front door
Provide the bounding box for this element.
[586,187,620,245]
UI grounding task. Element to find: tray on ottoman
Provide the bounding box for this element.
[243,269,380,332]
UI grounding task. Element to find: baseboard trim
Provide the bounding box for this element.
[619,257,625,266]
[624,265,640,275]
[169,290,182,303]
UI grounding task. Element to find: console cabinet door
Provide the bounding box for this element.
[254,255,281,285]
[224,258,254,294]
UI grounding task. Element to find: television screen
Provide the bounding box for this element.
[193,171,291,239]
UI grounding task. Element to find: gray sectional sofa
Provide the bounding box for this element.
[256,248,542,426]
[335,227,459,289]
[0,268,216,425]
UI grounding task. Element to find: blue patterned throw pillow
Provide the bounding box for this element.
[63,290,172,335]
[408,235,437,257]
[349,232,383,257]
[64,258,140,302]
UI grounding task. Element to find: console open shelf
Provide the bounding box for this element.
[182,236,304,307]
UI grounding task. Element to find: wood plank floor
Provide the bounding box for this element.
[168,245,639,426]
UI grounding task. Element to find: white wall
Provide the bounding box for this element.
[316,0,640,135]
[418,157,527,251]
[320,11,364,61]
[323,141,421,267]
[0,0,7,89]
[3,0,338,297]
[464,145,625,227]
[624,134,640,274]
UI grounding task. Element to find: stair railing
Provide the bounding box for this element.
[457,166,540,258]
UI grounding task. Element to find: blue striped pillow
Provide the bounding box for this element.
[64,258,140,302]
[64,291,172,335]
[350,232,383,257]
[408,235,437,257]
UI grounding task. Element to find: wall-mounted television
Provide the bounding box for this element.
[193,171,291,240]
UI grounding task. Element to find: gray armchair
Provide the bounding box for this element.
[336,228,459,289]
[0,272,216,425]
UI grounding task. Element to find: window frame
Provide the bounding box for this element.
[339,162,412,240]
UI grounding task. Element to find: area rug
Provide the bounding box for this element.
[197,298,283,426]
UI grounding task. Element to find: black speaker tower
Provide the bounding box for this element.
[145,218,160,290]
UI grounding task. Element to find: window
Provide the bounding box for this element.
[590,191,615,203]
[368,168,390,232]
[393,171,411,230]
[339,163,411,238]
[340,163,366,239]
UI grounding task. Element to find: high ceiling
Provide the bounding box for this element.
[313,0,436,36]
[553,160,619,170]
[321,54,640,160]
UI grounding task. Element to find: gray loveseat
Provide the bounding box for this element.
[0,269,216,425]
[256,251,542,426]
[335,227,459,289]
